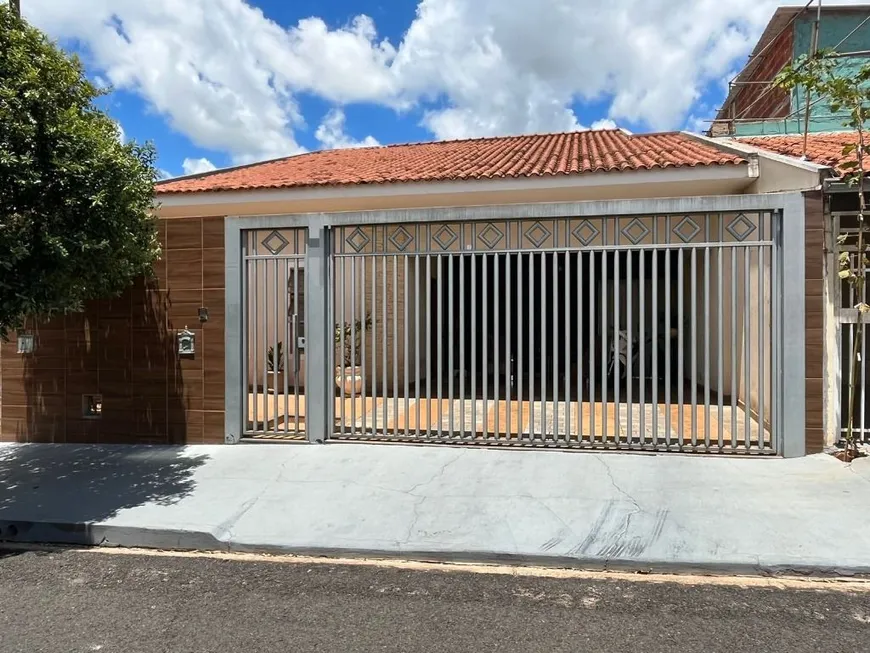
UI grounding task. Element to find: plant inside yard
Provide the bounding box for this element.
[775,50,870,460]
[0,6,160,339]
[266,342,285,373]
[334,314,373,368]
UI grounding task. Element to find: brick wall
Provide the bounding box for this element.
[725,26,794,123]
[0,216,226,445]
[804,191,824,453]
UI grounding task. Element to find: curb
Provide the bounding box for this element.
[2,519,870,579]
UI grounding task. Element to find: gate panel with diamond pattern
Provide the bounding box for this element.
[328,212,778,453]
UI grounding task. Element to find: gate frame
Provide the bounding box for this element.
[224,191,807,456]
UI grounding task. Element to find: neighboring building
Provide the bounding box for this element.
[711,4,870,137]
[0,129,835,456]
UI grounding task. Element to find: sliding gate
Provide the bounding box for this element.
[329,212,780,454]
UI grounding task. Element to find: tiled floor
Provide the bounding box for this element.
[247,392,770,449]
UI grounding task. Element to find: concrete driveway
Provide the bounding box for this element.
[0,442,868,574]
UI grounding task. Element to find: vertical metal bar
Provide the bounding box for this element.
[588,249,595,442]
[436,254,443,439]
[272,256,279,434]
[601,249,608,444]
[705,242,712,450]
[484,253,490,439]
[459,253,465,439]
[639,251,646,447]
[350,256,357,434]
[404,255,410,439]
[241,233,249,437]
[505,251,512,441]
[652,246,658,447]
[731,246,738,449]
[744,244,752,449]
[361,251,367,437]
[528,252,536,440]
[339,254,346,436]
[553,251,559,440]
[261,256,268,434]
[284,258,291,434]
[627,250,633,445]
[862,246,867,439]
[517,252,524,440]
[494,252,501,440]
[415,252,422,440]
[614,249,621,443]
[382,252,388,438]
[716,213,727,449]
[541,251,548,441]
[665,243,672,447]
[472,251,478,440]
[447,255,465,437]
[371,251,377,435]
[294,256,302,434]
[251,242,259,433]
[393,254,399,436]
[691,247,698,448]
[425,253,432,436]
[677,247,685,449]
[759,241,767,448]
[565,251,573,442]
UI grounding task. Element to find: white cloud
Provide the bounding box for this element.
[22,0,870,160]
[115,122,126,143]
[23,0,398,164]
[590,119,618,131]
[315,109,380,149]
[181,157,218,175]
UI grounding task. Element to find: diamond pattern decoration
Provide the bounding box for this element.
[673,216,701,243]
[571,220,600,246]
[621,218,650,245]
[433,225,458,250]
[346,227,371,253]
[478,223,505,250]
[388,226,414,252]
[726,213,757,242]
[261,230,289,255]
[524,221,552,248]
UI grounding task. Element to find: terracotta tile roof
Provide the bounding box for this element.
[156,130,746,194]
[737,132,859,176]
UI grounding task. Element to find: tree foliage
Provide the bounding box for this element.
[775,50,870,455]
[0,6,159,338]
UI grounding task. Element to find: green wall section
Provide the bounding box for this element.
[733,11,870,136]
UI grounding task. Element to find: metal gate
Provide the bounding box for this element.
[834,211,870,442]
[328,212,780,453]
[242,228,308,439]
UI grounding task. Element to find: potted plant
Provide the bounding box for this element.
[266,341,284,393]
[334,314,372,394]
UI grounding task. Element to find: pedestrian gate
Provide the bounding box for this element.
[238,208,783,454]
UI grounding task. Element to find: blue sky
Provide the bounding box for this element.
[21,0,836,177]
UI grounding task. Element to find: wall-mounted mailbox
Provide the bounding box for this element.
[16,333,34,354]
[177,327,195,356]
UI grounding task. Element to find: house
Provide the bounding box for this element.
[719,130,868,448]
[0,128,839,457]
[711,3,870,137]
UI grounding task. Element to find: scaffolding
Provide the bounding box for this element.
[707,1,870,144]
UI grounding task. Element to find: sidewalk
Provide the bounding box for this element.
[0,442,868,575]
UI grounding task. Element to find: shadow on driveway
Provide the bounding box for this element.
[0,444,208,544]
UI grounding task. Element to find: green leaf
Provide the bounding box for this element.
[0,5,158,338]
[840,269,853,279]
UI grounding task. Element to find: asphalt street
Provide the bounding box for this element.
[0,548,868,653]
